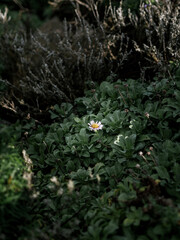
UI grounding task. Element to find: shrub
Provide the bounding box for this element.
[103,0,180,79]
[0,0,179,122]
[0,19,109,120]
[19,70,180,239]
[0,121,33,240]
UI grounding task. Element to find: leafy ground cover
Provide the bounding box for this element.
[14,68,180,239]
[0,121,33,239]
[0,1,180,239]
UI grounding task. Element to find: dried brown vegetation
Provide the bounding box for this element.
[0,0,179,121]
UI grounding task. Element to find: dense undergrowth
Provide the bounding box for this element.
[0,122,33,239]
[2,70,180,239]
[0,0,180,239]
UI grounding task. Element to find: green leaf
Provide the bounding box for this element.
[49,110,59,119]
[123,218,134,226]
[66,160,75,171]
[74,117,81,123]
[76,169,88,181]
[153,225,164,235]
[76,128,89,144]
[79,128,86,136]
[103,220,118,236]
[53,149,60,157]
[97,152,104,160]
[118,158,126,164]
[100,81,114,97]
[118,193,128,202]
[35,133,44,143]
[89,147,98,153]
[94,162,105,175]
[81,151,90,158]
[138,135,151,141]
[155,166,170,181]
[45,137,55,149]
[48,200,56,211]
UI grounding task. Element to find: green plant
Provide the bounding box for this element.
[0,121,34,240]
[0,1,180,238]
[18,71,180,239]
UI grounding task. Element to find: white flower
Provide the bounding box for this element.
[129,119,136,129]
[0,7,11,24]
[57,188,64,196]
[114,134,123,145]
[31,191,40,199]
[88,167,93,179]
[96,174,101,183]
[67,179,74,193]
[50,176,60,186]
[88,120,103,131]
[130,119,136,124]
[139,151,143,156]
[135,164,141,169]
[48,184,55,190]
[145,112,150,118]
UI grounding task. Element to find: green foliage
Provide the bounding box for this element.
[0,121,33,240]
[16,70,180,239]
[0,0,180,238]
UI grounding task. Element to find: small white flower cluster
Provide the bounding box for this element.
[31,191,40,199]
[22,149,33,190]
[67,179,74,193]
[88,167,101,183]
[0,7,11,24]
[50,176,60,186]
[129,119,136,129]
[50,176,64,195]
[114,134,128,145]
[114,134,122,145]
[145,112,150,118]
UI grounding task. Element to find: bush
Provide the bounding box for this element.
[0,0,179,121]
[1,1,180,239]
[103,0,180,79]
[0,20,108,119]
[19,69,180,239]
[0,121,34,240]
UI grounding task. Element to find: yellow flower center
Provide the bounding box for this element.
[91,123,99,129]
